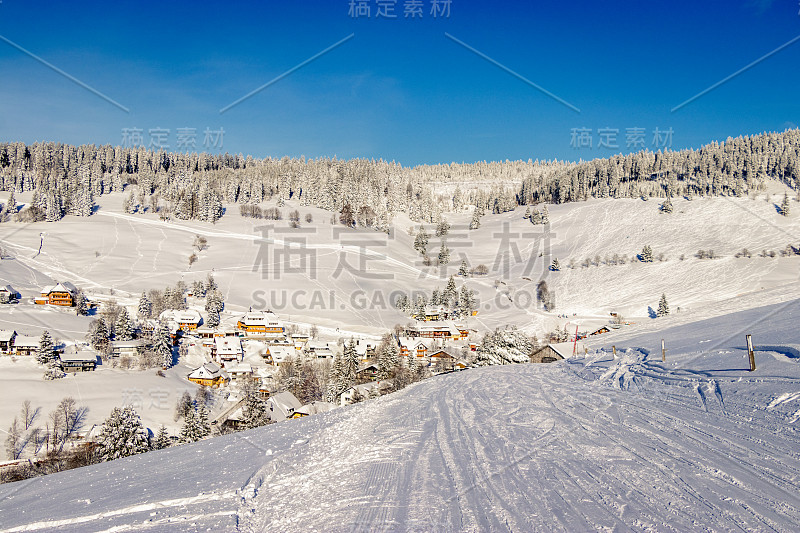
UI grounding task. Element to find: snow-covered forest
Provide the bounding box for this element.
[1,129,798,227]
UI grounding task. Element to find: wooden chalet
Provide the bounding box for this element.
[13,335,40,356]
[0,330,16,353]
[35,282,77,307]
[187,362,229,387]
[237,311,284,336]
[59,346,98,372]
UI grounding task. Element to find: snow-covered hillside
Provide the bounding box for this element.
[1,300,799,532]
[1,191,798,338]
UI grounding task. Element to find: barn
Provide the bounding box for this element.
[530,343,572,364]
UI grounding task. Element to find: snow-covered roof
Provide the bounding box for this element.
[188,362,229,380]
[214,337,243,358]
[160,309,202,324]
[269,391,302,420]
[398,337,432,350]
[0,285,16,294]
[59,348,98,363]
[110,339,149,349]
[227,363,252,375]
[295,401,336,416]
[268,345,295,363]
[239,310,283,326]
[0,330,15,342]
[42,282,77,295]
[13,335,39,348]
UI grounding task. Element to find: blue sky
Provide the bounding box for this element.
[0,0,798,165]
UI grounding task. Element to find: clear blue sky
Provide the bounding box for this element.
[0,0,798,165]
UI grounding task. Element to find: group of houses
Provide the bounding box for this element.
[0,329,100,372]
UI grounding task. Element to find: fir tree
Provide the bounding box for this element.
[530,208,542,224]
[443,275,457,306]
[241,382,271,429]
[781,192,790,217]
[661,196,673,214]
[87,318,109,351]
[179,402,210,443]
[152,425,171,450]
[74,291,88,316]
[340,340,358,392]
[469,207,481,230]
[153,321,173,369]
[413,225,429,256]
[523,206,531,219]
[137,291,152,319]
[97,406,150,461]
[657,293,670,317]
[435,219,450,237]
[438,242,450,265]
[206,307,220,328]
[36,330,55,366]
[550,258,561,271]
[458,259,469,277]
[640,245,654,263]
[541,205,550,225]
[115,308,134,341]
[205,273,218,292]
[458,285,475,317]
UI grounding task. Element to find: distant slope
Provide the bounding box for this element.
[2,301,800,532]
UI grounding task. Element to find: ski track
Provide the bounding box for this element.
[229,364,800,532]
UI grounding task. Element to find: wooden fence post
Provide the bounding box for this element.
[746,334,756,372]
[612,345,616,357]
[661,339,666,362]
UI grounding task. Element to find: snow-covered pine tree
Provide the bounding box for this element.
[523,206,531,219]
[550,258,561,271]
[114,308,134,341]
[205,273,218,292]
[443,275,457,307]
[74,291,88,316]
[137,291,152,319]
[657,293,669,317]
[781,192,790,216]
[340,340,358,392]
[438,242,450,265]
[152,425,171,450]
[661,196,673,214]
[179,402,210,443]
[97,406,150,461]
[458,259,469,277]
[640,245,654,263]
[469,207,481,230]
[36,330,54,366]
[153,321,173,369]
[413,225,429,256]
[87,318,109,351]
[435,219,450,237]
[459,285,475,317]
[206,307,220,328]
[241,382,271,429]
[530,208,542,224]
[430,288,441,306]
[541,206,550,225]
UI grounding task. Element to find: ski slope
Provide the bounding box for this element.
[2,300,799,532]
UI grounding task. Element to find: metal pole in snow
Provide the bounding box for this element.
[612,345,616,357]
[746,334,756,371]
[661,339,665,362]
[573,325,579,356]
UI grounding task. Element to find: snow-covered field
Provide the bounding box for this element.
[0,191,799,439]
[1,299,799,532]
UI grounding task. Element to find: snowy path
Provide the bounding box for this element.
[1,354,799,532]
